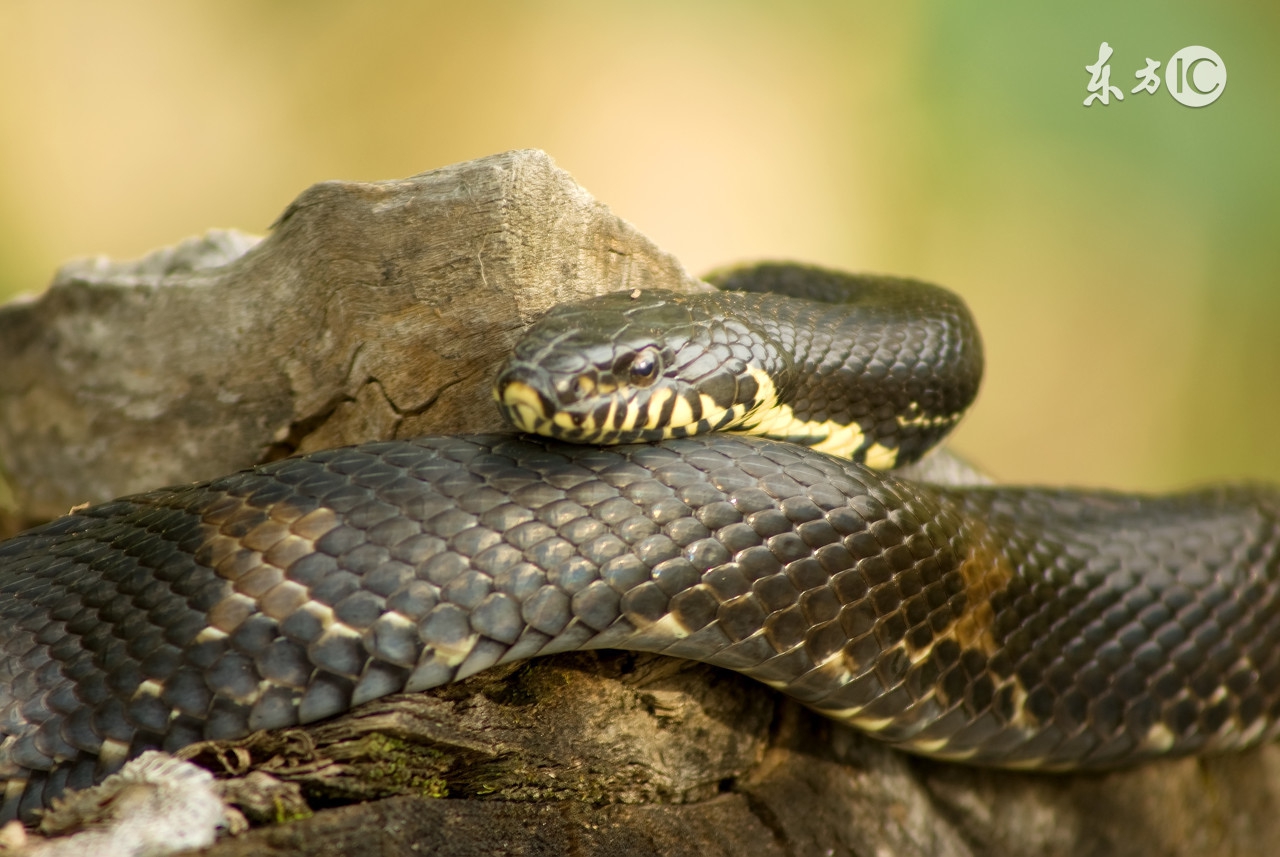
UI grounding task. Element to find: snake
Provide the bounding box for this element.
[1,262,1279,823]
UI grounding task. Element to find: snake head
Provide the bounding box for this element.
[494,290,777,444]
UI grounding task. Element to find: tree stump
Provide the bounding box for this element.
[1,149,1276,857]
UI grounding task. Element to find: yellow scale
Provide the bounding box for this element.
[500,366,960,469]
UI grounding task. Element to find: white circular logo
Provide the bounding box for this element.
[1165,46,1227,107]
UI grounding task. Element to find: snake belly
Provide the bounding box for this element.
[2,433,1279,821]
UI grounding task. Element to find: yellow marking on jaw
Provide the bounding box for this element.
[507,403,544,433]
[500,380,541,410]
[619,397,643,431]
[716,401,749,428]
[647,393,749,439]
[601,395,619,431]
[642,387,674,430]
[572,375,620,398]
[499,381,549,434]
[500,363,958,462]
[668,392,695,427]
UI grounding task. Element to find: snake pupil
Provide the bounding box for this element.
[628,347,660,387]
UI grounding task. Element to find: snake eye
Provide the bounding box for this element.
[627,347,662,387]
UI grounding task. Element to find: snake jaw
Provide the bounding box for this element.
[495,377,554,435]
[494,339,696,444]
[494,368,609,440]
[496,363,753,446]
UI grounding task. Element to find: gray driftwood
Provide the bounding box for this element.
[1,150,1277,857]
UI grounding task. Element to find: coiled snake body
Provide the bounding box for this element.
[2,264,1278,820]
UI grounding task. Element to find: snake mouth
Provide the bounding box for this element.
[496,375,655,444]
[496,379,555,434]
[496,362,761,446]
[495,376,607,440]
[496,379,624,442]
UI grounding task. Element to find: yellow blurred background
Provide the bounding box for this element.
[1,1,1276,491]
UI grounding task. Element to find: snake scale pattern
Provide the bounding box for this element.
[2,262,1278,822]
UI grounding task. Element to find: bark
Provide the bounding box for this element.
[1,149,1276,857]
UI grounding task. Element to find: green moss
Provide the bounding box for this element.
[273,796,314,825]
[353,734,451,798]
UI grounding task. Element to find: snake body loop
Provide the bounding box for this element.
[2,263,1277,822]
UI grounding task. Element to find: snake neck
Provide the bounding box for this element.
[707,270,985,469]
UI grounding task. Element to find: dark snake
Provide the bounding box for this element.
[2,262,1278,822]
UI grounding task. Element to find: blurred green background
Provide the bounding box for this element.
[1,1,1276,491]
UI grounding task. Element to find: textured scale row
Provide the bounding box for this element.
[2,433,1279,820]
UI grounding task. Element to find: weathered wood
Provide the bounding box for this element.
[2,150,1277,857]
[0,149,702,523]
